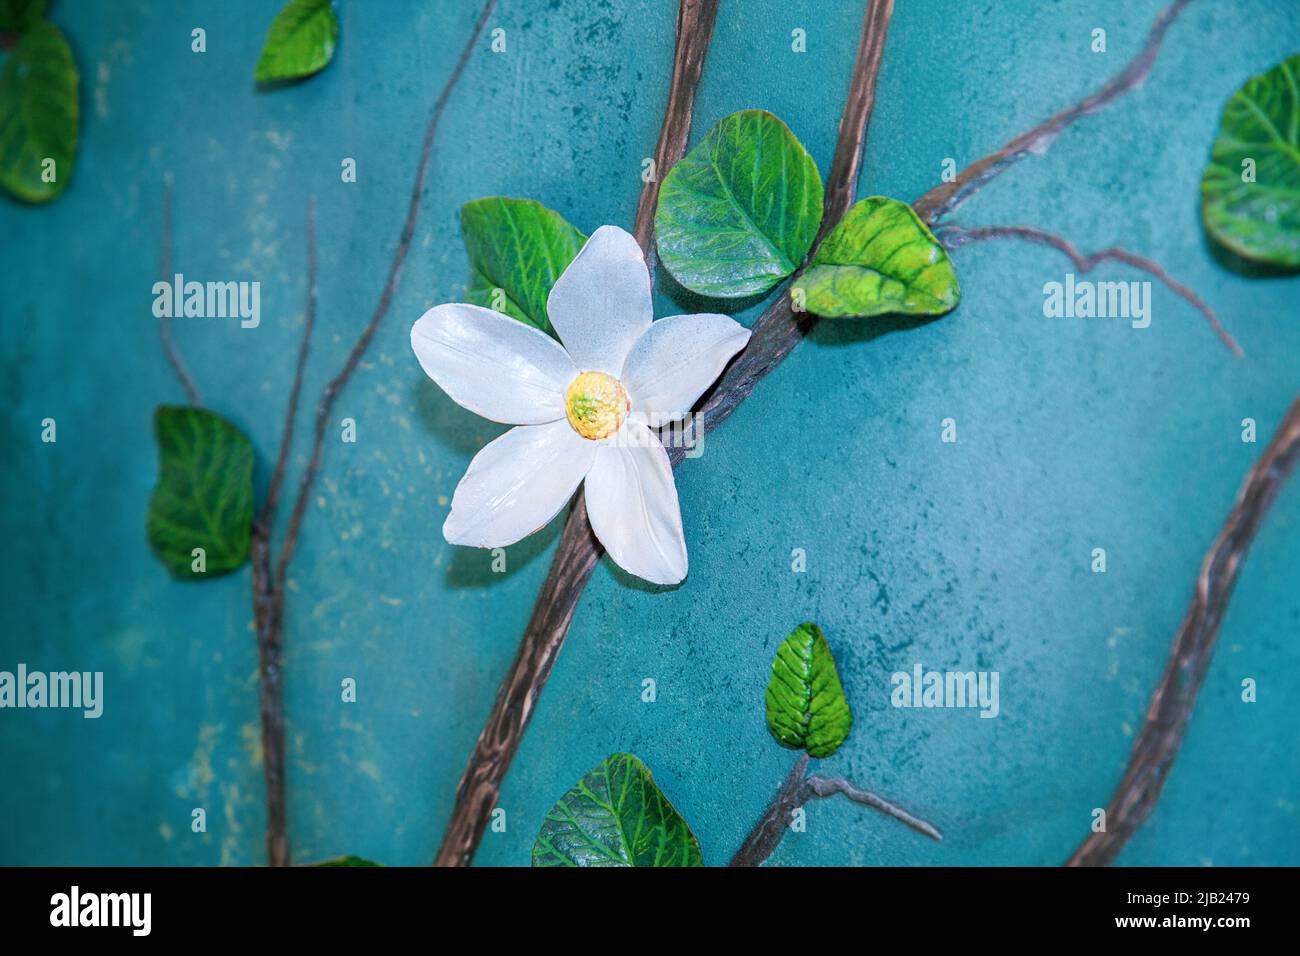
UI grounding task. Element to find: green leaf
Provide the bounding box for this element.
[460,197,587,337]
[309,856,382,867]
[532,753,703,867]
[794,197,960,318]
[146,406,254,580]
[0,0,46,33]
[765,622,853,759]
[0,21,78,203]
[254,0,338,85]
[1201,53,1300,267]
[655,109,824,298]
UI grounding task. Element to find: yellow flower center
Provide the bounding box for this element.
[565,371,630,440]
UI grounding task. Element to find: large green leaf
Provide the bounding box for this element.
[0,21,77,203]
[655,109,824,298]
[532,753,703,867]
[1201,54,1300,266]
[146,406,254,580]
[460,197,586,337]
[0,0,46,32]
[765,623,853,759]
[254,0,338,85]
[794,197,960,318]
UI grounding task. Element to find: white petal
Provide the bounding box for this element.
[411,303,577,424]
[546,225,652,375]
[444,421,596,548]
[584,421,687,585]
[621,313,751,426]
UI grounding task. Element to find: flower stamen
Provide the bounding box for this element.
[565,371,630,440]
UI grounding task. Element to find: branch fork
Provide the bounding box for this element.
[729,754,942,867]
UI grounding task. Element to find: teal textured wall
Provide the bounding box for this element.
[1,0,1297,866]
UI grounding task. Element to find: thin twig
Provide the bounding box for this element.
[730,756,943,866]
[1067,394,1300,866]
[244,2,495,867]
[276,0,496,583]
[247,198,316,868]
[912,0,1192,225]
[157,176,203,407]
[803,775,944,842]
[259,195,318,532]
[432,0,724,868]
[939,222,1243,357]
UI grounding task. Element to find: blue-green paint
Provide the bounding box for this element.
[1,0,1297,867]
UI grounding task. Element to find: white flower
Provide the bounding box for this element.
[411,225,751,585]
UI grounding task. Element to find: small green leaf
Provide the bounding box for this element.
[147,406,254,580]
[254,0,338,85]
[0,0,46,33]
[532,753,703,867]
[794,197,960,318]
[0,21,78,203]
[1201,53,1300,266]
[309,856,382,867]
[765,623,853,759]
[460,197,587,337]
[656,109,824,298]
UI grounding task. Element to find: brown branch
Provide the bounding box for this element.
[434,0,893,868]
[432,0,724,868]
[1068,393,1300,866]
[819,0,893,244]
[242,2,495,867]
[729,755,943,866]
[912,0,1191,225]
[939,223,1243,358]
[276,0,495,581]
[260,195,318,533]
[247,198,316,868]
[682,0,1195,448]
[157,176,203,407]
[633,0,720,274]
[729,755,809,867]
[248,542,290,862]
[668,0,893,458]
[803,775,944,842]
